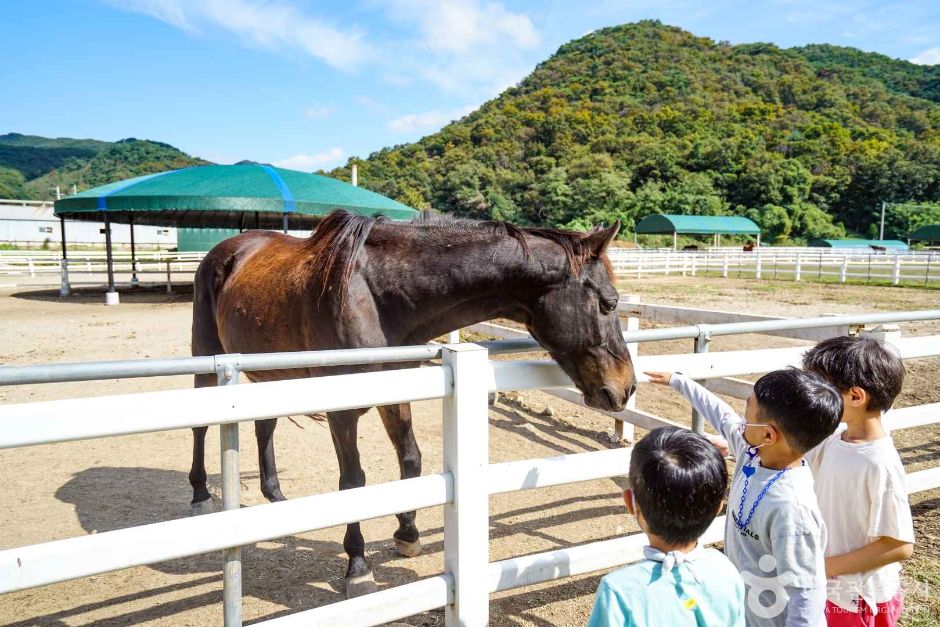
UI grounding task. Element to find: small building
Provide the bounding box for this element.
[634,214,762,250]
[808,239,908,251]
[909,224,940,245]
[0,200,176,249]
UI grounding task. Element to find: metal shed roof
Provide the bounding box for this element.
[808,239,909,250]
[53,164,418,229]
[909,224,940,241]
[634,214,761,235]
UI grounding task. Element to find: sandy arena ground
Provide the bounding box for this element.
[0,275,938,626]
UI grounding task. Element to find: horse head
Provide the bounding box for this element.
[524,222,636,412]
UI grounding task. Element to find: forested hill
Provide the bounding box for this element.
[330,21,940,241]
[0,134,208,200]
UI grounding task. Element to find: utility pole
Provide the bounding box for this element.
[879,200,886,241]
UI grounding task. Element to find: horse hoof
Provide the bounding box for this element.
[395,538,423,558]
[190,498,217,516]
[345,571,377,598]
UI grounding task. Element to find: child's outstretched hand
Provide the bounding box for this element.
[704,433,731,458]
[644,371,673,386]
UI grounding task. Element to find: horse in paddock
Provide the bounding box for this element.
[190,209,636,596]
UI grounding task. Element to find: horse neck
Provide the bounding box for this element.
[363,229,567,344]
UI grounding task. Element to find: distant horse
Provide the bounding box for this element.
[190,210,636,596]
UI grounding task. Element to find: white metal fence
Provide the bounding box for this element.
[1,313,940,626]
[608,248,940,285]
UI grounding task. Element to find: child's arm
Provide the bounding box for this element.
[825,537,914,578]
[646,371,746,454]
[782,587,827,627]
[586,578,634,627]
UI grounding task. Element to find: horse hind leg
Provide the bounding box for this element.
[189,373,217,515]
[327,408,376,598]
[255,418,286,502]
[378,403,422,558]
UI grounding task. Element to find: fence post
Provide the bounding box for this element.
[442,344,490,627]
[448,330,461,343]
[794,253,802,282]
[691,328,710,434]
[617,295,640,443]
[722,254,729,278]
[166,259,172,294]
[664,253,671,276]
[840,256,848,283]
[755,250,762,280]
[636,256,642,279]
[892,255,901,286]
[27,257,35,277]
[691,255,697,277]
[215,355,243,627]
[59,258,71,297]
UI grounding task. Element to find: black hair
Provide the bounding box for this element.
[752,368,843,453]
[629,426,728,545]
[802,336,905,413]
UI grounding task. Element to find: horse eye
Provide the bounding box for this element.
[600,298,617,315]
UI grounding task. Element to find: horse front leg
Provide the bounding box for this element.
[378,403,422,557]
[327,408,375,598]
[254,418,286,502]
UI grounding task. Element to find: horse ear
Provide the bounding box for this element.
[583,220,621,256]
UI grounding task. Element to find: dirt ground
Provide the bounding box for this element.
[0,275,939,626]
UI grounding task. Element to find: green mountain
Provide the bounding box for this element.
[329,21,940,241]
[0,134,209,200]
[0,133,109,181]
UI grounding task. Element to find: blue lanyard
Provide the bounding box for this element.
[735,448,791,531]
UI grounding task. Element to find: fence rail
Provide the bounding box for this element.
[2,311,940,626]
[607,248,940,285]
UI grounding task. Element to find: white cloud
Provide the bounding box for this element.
[273,148,344,171]
[303,104,334,119]
[378,0,540,95]
[355,95,390,113]
[385,0,538,54]
[910,48,940,65]
[389,105,477,134]
[107,0,372,70]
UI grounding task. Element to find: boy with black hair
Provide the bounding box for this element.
[646,368,843,627]
[587,426,744,627]
[803,336,914,627]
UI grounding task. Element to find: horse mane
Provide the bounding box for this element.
[409,211,613,277]
[308,209,614,309]
[307,210,389,308]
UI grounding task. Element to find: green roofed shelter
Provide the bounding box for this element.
[808,239,908,250]
[909,224,940,243]
[53,164,418,303]
[634,214,762,250]
[54,163,417,228]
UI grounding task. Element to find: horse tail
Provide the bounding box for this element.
[191,239,241,359]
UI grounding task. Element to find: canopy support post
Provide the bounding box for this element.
[255,212,260,229]
[129,215,138,287]
[672,231,677,251]
[283,213,288,234]
[103,212,119,306]
[59,215,71,297]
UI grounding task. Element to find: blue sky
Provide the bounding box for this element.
[1,1,939,171]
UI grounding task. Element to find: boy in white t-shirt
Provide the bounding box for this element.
[803,336,915,627]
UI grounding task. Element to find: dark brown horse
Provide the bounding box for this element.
[190,210,636,596]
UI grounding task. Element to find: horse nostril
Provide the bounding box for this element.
[603,387,619,409]
[628,383,637,399]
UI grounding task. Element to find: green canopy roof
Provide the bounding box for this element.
[635,214,761,235]
[54,164,418,229]
[808,239,908,250]
[909,224,940,241]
